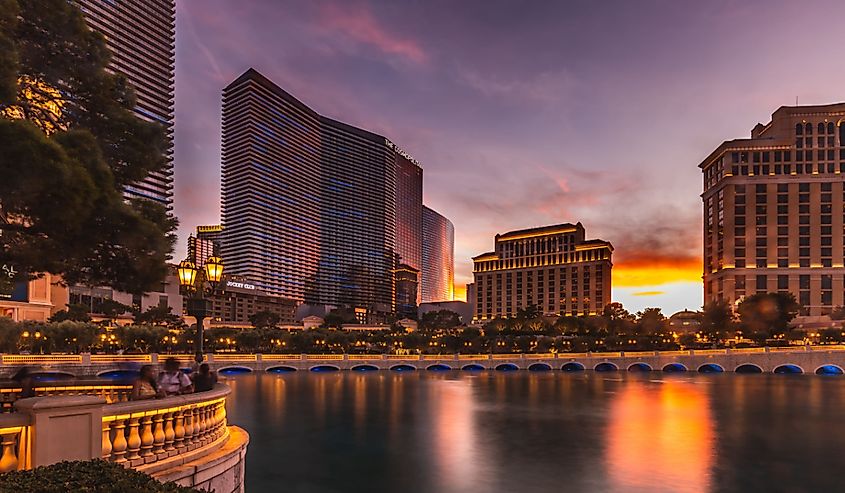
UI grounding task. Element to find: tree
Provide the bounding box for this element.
[323,308,358,328]
[555,316,584,336]
[678,333,697,348]
[830,306,845,321]
[601,302,636,336]
[0,0,176,293]
[737,292,800,336]
[700,300,733,340]
[49,303,91,322]
[418,310,461,331]
[635,308,666,335]
[249,310,281,329]
[135,305,184,329]
[515,304,540,320]
[93,299,130,320]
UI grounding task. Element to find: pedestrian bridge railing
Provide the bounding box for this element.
[3,346,845,368]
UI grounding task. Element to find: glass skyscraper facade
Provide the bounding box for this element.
[221,69,396,312]
[77,0,176,207]
[395,152,423,304]
[421,206,455,302]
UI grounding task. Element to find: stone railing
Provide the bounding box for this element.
[1,345,843,369]
[0,381,132,413]
[0,413,30,472]
[101,384,229,472]
[0,384,247,492]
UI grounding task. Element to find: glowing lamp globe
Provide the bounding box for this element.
[178,259,198,289]
[204,256,224,285]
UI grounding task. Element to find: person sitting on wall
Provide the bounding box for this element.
[130,365,163,400]
[157,357,193,396]
[11,367,35,399]
[191,363,217,393]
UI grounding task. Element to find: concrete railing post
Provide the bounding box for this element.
[82,353,92,365]
[15,396,105,468]
[151,353,159,365]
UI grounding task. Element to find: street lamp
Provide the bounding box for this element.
[178,256,224,364]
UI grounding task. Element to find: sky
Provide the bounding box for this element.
[172,0,845,315]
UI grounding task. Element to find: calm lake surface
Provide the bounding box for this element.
[222,371,845,493]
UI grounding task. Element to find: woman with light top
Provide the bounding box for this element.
[156,357,193,396]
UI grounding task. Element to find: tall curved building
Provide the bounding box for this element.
[221,69,396,313]
[421,206,455,302]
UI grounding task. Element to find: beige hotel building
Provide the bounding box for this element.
[701,103,845,316]
[472,223,612,321]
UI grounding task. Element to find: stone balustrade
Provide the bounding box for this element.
[3,346,845,377]
[0,413,30,473]
[101,385,229,472]
[0,384,247,492]
[0,381,132,413]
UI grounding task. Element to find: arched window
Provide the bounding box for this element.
[839,123,845,145]
[806,123,813,135]
[828,122,834,134]
[796,123,803,135]
[819,122,826,134]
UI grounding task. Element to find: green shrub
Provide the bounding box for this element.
[0,460,205,493]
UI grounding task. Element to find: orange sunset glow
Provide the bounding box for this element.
[612,258,701,288]
[607,380,714,492]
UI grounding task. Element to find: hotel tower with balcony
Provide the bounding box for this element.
[472,223,612,321]
[700,103,845,315]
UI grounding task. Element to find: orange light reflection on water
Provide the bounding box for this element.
[429,378,482,492]
[606,380,714,493]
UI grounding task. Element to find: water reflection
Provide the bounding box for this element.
[607,379,713,493]
[428,377,482,493]
[222,372,845,493]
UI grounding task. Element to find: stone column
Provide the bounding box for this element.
[14,395,105,467]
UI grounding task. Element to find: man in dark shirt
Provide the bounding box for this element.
[192,363,217,392]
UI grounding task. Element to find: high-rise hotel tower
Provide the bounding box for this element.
[77,0,176,207]
[472,223,612,321]
[395,152,423,303]
[221,69,398,313]
[421,206,455,302]
[701,103,845,316]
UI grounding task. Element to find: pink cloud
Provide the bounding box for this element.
[318,3,428,64]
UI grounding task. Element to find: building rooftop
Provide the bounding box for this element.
[226,68,389,145]
[495,222,583,241]
[699,102,845,169]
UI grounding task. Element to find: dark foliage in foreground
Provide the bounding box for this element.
[0,460,205,493]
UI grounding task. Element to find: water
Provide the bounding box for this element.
[222,371,845,493]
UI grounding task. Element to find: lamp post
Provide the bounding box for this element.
[178,256,224,364]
